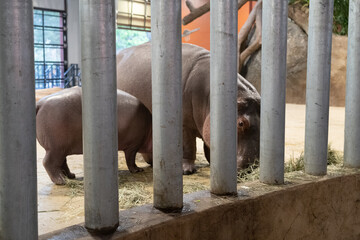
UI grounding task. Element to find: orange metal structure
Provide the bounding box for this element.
[181,0,253,50]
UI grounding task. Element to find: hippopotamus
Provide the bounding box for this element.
[36,87,152,185]
[117,42,260,174]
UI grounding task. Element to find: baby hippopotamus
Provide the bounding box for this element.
[36,87,152,185]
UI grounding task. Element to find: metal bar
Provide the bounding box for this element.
[42,10,46,87]
[304,0,334,176]
[81,0,119,232]
[210,0,238,195]
[151,0,183,210]
[259,0,288,184]
[344,0,360,168]
[0,0,38,239]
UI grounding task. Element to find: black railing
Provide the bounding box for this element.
[64,64,81,88]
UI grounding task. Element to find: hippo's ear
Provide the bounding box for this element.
[202,115,210,148]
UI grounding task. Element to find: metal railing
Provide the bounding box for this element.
[64,63,81,88]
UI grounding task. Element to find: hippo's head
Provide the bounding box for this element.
[236,96,260,169]
[235,75,260,169]
[202,74,260,170]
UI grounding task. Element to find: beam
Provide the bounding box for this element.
[151,0,183,210]
[81,0,119,232]
[0,0,38,239]
[210,0,238,195]
[304,0,334,176]
[259,0,288,184]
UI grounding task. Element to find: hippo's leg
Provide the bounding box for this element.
[203,143,210,163]
[61,159,75,179]
[43,151,67,185]
[183,129,197,175]
[125,150,144,173]
[141,153,152,166]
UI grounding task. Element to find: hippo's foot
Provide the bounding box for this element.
[125,150,144,173]
[182,159,197,175]
[62,161,76,179]
[47,170,67,185]
[203,143,210,163]
[43,153,73,185]
[48,168,74,185]
[141,153,153,166]
[129,166,144,173]
[63,170,76,179]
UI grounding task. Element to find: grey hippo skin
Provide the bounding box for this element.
[36,87,152,185]
[117,42,260,174]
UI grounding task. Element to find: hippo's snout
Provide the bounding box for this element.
[237,147,259,170]
[236,113,260,170]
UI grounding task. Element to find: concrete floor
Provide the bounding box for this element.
[37,103,345,235]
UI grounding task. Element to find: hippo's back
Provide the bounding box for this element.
[116,89,152,152]
[116,42,210,112]
[36,87,83,152]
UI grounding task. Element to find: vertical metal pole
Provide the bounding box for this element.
[259,0,288,184]
[304,0,334,176]
[0,0,38,239]
[344,0,360,168]
[81,0,119,232]
[210,0,238,195]
[151,1,183,210]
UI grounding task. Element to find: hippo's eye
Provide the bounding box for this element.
[238,98,260,115]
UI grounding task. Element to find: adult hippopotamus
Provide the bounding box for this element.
[117,42,260,174]
[36,87,152,185]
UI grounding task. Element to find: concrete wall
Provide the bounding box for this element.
[66,0,81,68]
[33,0,65,11]
[40,172,360,240]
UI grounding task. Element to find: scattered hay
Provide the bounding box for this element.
[183,182,208,194]
[327,145,343,165]
[237,159,260,183]
[238,145,344,182]
[66,175,152,209]
[64,146,343,209]
[118,182,151,209]
[65,179,84,197]
[285,145,343,173]
[285,153,305,173]
[65,171,208,209]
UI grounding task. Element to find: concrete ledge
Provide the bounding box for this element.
[40,171,360,240]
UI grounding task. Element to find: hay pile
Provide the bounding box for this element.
[65,153,210,210]
[65,146,344,209]
[237,145,343,183]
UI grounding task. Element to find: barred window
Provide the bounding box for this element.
[117,0,151,32]
[33,9,67,89]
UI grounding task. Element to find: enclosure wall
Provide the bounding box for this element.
[41,173,360,240]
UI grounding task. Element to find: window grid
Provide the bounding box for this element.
[33,9,67,89]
